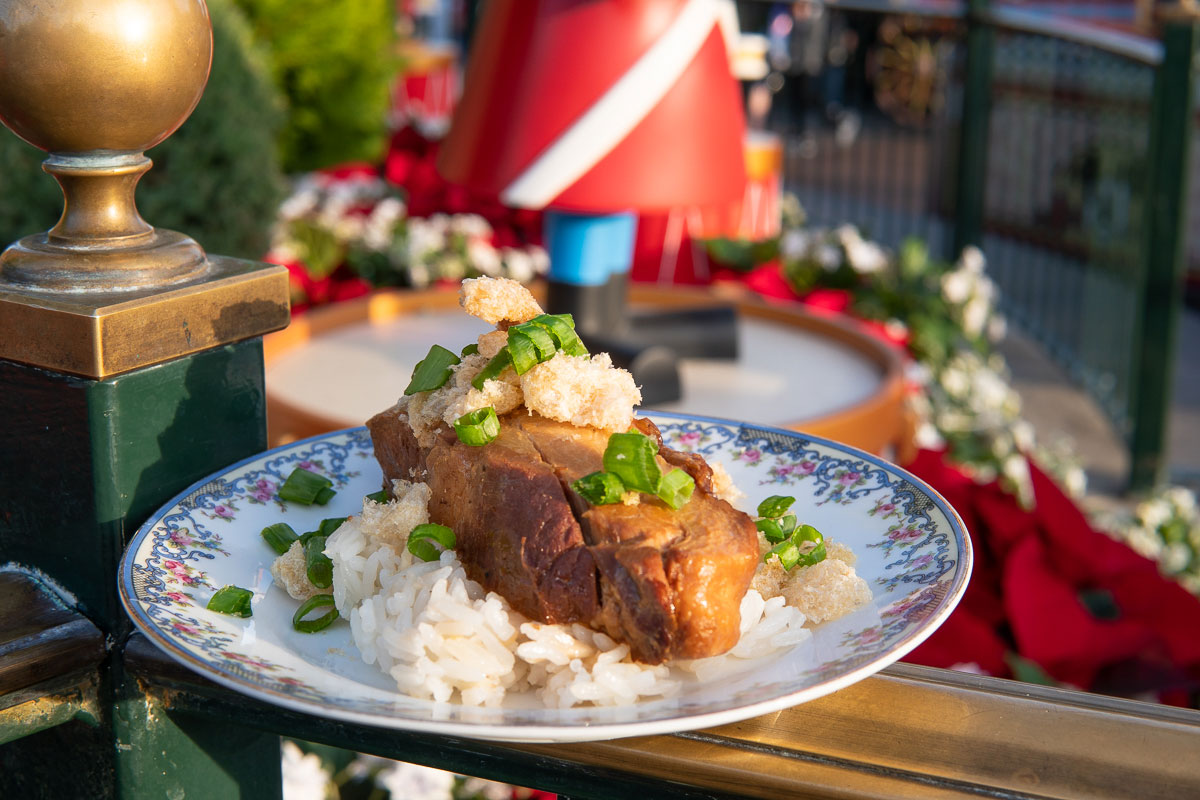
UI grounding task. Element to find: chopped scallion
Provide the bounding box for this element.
[572,471,626,505]
[766,540,801,571]
[404,344,460,395]
[313,486,336,505]
[460,343,479,357]
[471,350,511,391]
[366,489,390,504]
[656,468,695,509]
[529,314,587,357]
[453,406,500,446]
[407,522,456,562]
[207,585,253,618]
[796,540,827,568]
[796,524,823,545]
[779,514,798,536]
[764,522,827,571]
[510,321,557,361]
[757,495,796,518]
[277,467,334,505]
[304,536,333,589]
[755,518,786,543]
[292,593,339,633]
[602,432,662,494]
[317,517,346,537]
[261,522,299,555]
[505,328,541,374]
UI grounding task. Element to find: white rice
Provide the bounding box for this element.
[326,493,812,708]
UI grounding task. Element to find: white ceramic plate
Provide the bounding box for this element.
[119,412,971,742]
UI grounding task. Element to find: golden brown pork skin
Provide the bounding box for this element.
[367,406,758,663]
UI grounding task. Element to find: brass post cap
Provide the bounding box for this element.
[0,0,213,292]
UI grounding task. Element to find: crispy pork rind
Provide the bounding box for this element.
[708,461,744,504]
[460,276,543,325]
[520,352,642,432]
[402,354,522,448]
[751,538,869,625]
[270,541,330,601]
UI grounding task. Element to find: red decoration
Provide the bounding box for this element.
[903,449,1200,701]
[437,0,746,212]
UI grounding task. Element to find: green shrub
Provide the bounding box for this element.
[0,0,286,261]
[139,0,288,259]
[233,0,398,173]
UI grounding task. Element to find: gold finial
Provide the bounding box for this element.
[0,0,214,291]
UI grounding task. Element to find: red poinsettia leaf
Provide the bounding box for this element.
[1004,537,1157,689]
[742,261,800,301]
[801,287,853,313]
[1029,462,1150,583]
[904,604,1010,677]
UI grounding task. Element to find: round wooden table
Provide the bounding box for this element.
[264,285,910,457]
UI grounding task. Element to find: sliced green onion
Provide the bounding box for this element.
[529,313,587,356]
[779,514,798,536]
[756,518,786,543]
[764,523,827,571]
[207,585,253,618]
[471,350,511,391]
[277,467,333,505]
[656,468,695,509]
[316,517,346,537]
[460,343,479,357]
[304,536,333,589]
[292,593,339,633]
[572,471,626,505]
[796,524,824,545]
[313,486,336,506]
[407,523,456,562]
[453,406,500,446]
[261,522,299,555]
[505,328,541,374]
[602,432,662,494]
[366,489,390,503]
[404,344,460,395]
[796,540,827,568]
[794,524,827,567]
[757,495,796,519]
[510,321,557,361]
[766,540,801,571]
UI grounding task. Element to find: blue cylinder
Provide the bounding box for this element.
[543,210,637,286]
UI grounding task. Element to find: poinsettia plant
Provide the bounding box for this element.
[772,218,1081,508]
[266,167,549,313]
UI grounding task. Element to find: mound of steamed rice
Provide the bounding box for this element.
[325,481,817,708]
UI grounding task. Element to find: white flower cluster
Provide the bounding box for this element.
[268,173,548,289]
[1095,486,1200,595]
[780,224,888,276]
[941,246,1006,342]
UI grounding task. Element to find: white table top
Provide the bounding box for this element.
[266,310,883,429]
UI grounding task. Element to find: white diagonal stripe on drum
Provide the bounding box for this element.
[501,0,720,209]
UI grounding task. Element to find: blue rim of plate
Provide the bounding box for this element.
[119,410,972,742]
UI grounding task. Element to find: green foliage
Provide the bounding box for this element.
[140,0,287,259]
[233,0,398,173]
[0,0,286,261]
[0,130,61,247]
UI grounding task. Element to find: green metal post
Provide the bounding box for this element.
[1130,20,1198,490]
[0,342,285,797]
[953,0,996,255]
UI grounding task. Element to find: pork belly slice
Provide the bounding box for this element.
[366,406,758,663]
[369,404,598,624]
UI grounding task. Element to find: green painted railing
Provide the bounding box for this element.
[749,0,1196,490]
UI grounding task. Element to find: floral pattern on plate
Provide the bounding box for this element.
[120,412,970,742]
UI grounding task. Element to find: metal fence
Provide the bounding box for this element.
[742,0,1195,489]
